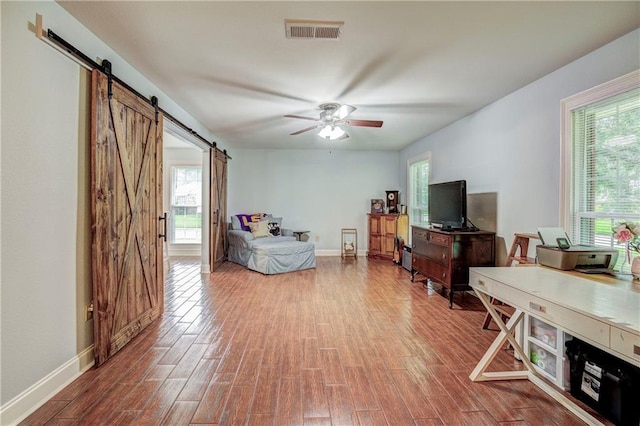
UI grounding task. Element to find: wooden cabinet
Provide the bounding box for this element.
[367,214,408,260]
[411,226,495,308]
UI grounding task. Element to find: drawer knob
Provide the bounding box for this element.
[529,302,547,313]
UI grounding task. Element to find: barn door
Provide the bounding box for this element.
[91,69,164,366]
[210,148,228,271]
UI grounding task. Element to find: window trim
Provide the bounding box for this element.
[560,70,639,240]
[166,161,203,245]
[407,152,431,232]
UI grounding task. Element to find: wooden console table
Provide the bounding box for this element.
[411,226,495,308]
[469,266,640,425]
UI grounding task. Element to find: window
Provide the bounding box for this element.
[408,153,431,229]
[170,165,202,244]
[561,71,640,272]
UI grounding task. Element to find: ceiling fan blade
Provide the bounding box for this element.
[334,104,356,119]
[284,114,318,121]
[344,119,383,128]
[290,125,321,135]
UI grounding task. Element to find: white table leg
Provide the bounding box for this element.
[470,288,605,426]
[470,289,532,381]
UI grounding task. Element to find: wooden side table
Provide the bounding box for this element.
[341,228,357,259]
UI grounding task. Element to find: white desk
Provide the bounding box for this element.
[469,266,640,425]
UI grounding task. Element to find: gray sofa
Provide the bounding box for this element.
[228,215,316,274]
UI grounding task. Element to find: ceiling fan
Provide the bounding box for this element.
[284,103,383,140]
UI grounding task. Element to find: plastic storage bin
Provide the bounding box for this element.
[565,339,640,425]
[530,341,557,377]
[523,314,571,389]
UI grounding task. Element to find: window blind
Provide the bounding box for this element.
[570,87,640,270]
[408,155,430,228]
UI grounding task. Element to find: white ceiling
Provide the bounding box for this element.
[58,1,639,151]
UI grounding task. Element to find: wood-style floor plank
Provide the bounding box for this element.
[20,257,611,425]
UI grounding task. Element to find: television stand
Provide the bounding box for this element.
[411,226,495,308]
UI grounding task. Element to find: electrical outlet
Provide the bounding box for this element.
[85,303,94,321]
[315,235,320,242]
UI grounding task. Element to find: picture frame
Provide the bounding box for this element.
[370,199,385,213]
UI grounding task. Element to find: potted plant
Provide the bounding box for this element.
[613,221,640,279]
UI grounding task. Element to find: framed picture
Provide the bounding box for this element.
[370,199,385,213]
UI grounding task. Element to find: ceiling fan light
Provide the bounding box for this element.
[330,126,346,140]
[318,125,333,139]
[318,125,346,140]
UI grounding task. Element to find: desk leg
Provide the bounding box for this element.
[469,290,532,382]
[470,289,606,426]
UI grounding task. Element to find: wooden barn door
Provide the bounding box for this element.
[91,70,164,366]
[210,148,228,271]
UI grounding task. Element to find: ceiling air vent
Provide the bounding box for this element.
[285,19,343,40]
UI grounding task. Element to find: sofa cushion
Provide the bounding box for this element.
[236,213,266,231]
[248,220,271,238]
[268,217,282,236]
[231,215,243,230]
[235,214,252,231]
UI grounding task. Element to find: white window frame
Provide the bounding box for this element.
[560,70,640,267]
[167,162,203,245]
[407,152,431,235]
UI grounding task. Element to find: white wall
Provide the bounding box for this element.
[228,149,400,254]
[0,2,221,421]
[400,29,640,260]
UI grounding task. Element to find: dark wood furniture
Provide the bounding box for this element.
[367,214,408,260]
[411,226,495,308]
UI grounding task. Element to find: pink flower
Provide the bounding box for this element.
[615,228,634,243]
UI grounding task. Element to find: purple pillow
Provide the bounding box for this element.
[235,214,253,231]
[235,213,267,231]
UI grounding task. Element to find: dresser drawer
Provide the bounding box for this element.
[429,232,451,245]
[424,244,449,266]
[413,227,428,240]
[610,327,640,367]
[413,255,450,286]
[422,262,450,286]
[412,253,428,272]
[489,283,610,348]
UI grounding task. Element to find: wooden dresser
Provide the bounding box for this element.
[367,214,408,260]
[411,226,495,308]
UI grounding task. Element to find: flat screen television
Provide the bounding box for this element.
[428,180,468,230]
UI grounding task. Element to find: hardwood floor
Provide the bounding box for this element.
[22,257,608,425]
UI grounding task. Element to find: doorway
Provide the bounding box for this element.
[163,131,207,260]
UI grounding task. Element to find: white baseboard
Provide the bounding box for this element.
[315,249,341,256]
[314,249,365,257]
[0,346,95,425]
[168,247,201,257]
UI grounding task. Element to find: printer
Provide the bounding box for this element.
[535,227,619,272]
